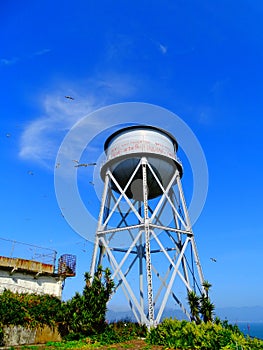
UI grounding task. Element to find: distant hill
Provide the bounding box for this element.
[107,306,263,323]
[106,309,135,322]
[106,308,188,323]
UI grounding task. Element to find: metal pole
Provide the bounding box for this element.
[138,203,144,324]
[142,158,154,326]
[90,172,110,277]
[176,172,205,289]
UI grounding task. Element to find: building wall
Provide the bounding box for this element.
[0,270,64,298]
[3,325,62,346]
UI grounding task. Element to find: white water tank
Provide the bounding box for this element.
[100,125,183,199]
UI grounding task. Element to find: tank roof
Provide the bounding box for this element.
[104,125,178,152]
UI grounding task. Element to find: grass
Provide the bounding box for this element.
[16,338,163,349]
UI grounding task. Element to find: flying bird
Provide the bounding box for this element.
[210,257,217,262]
[27,170,34,175]
[75,163,96,168]
[65,95,74,100]
[73,160,96,168]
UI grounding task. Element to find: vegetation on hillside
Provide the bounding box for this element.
[1,273,263,349]
[145,281,263,350]
[61,266,114,337]
[0,266,114,344]
[0,289,63,328]
[146,318,263,350]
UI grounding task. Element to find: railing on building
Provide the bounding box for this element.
[0,237,56,266]
[0,237,76,277]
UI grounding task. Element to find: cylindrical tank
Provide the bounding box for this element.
[101,125,183,199]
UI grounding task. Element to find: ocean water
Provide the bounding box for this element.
[236,322,263,340]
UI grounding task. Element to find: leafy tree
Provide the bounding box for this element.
[200,293,215,322]
[202,280,212,298]
[200,281,215,322]
[187,281,215,324]
[64,266,114,336]
[187,290,201,324]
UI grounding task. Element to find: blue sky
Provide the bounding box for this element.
[1,0,263,312]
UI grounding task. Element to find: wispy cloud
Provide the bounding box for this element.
[19,94,101,168]
[0,57,19,66]
[196,78,229,125]
[0,48,51,67]
[159,44,167,54]
[94,74,137,97]
[198,107,214,125]
[147,36,168,55]
[33,48,51,57]
[19,74,137,168]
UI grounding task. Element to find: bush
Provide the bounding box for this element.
[0,327,3,347]
[62,266,114,337]
[62,321,147,345]
[0,289,63,329]
[146,318,263,350]
[0,267,114,340]
[102,321,147,343]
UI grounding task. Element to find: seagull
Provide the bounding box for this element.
[65,95,74,100]
[27,170,34,175]
[73,160,96,168]
[75,163,96,168]
[210,257,217,262]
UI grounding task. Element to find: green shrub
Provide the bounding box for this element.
[0,267,114,340]
[105,321,147,343]
[0,289,63,329]
[146,318,263,350]
[62,321,147,345]
[62,266,114,337]
[0,326,3,347]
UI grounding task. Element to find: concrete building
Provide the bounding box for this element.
[0,239,76,299]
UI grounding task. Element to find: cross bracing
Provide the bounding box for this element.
[90,156,205,328]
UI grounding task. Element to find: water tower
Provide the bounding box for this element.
[90,125,205,327]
